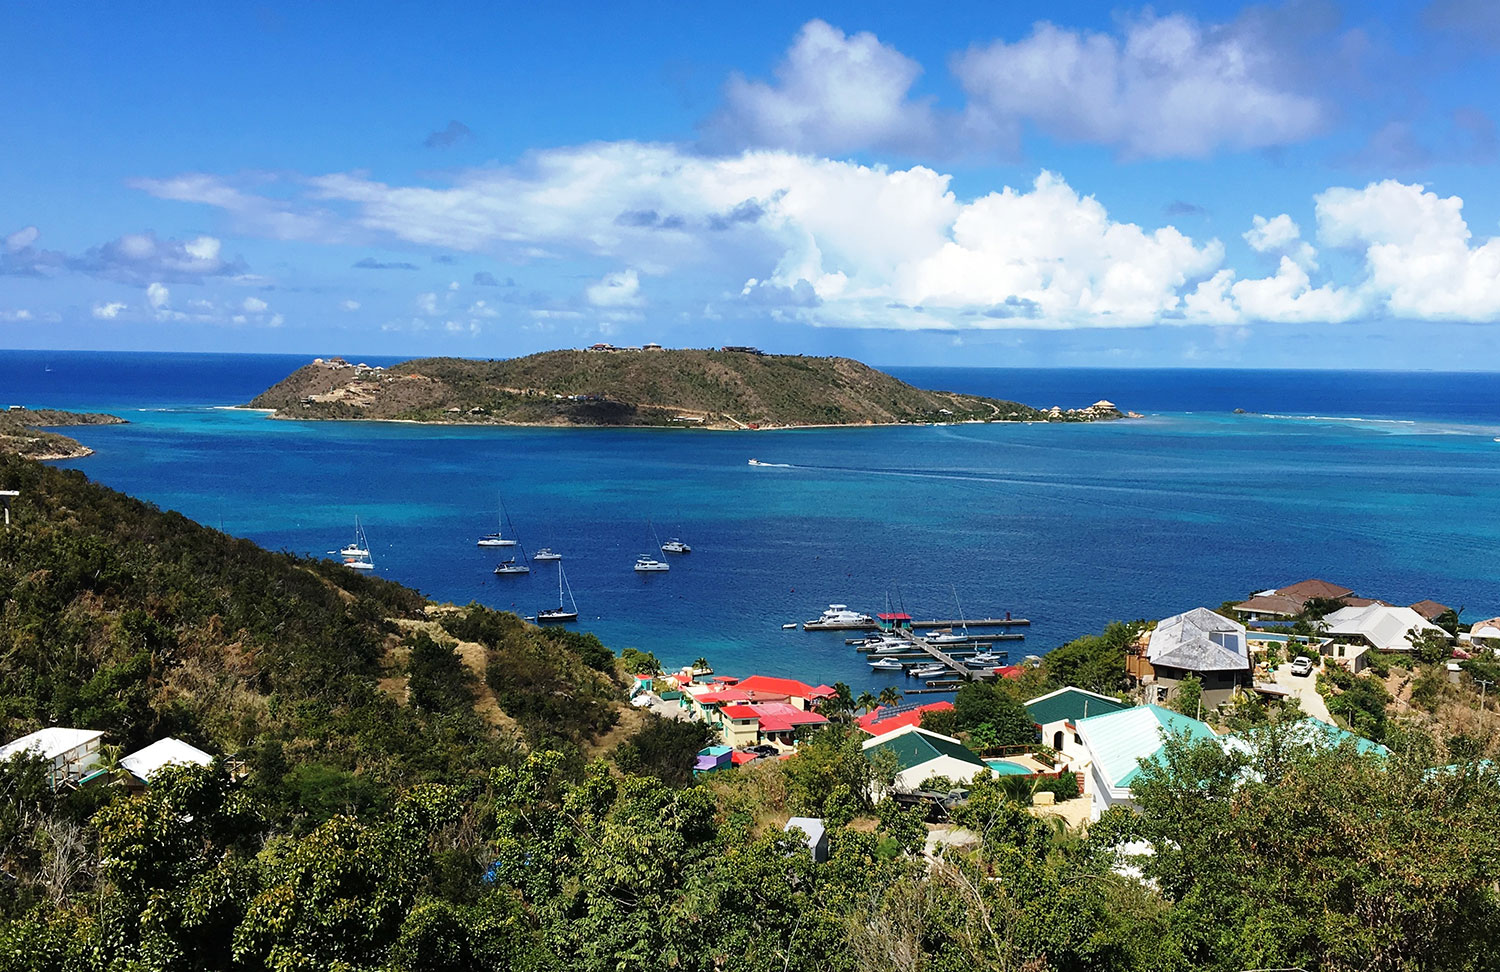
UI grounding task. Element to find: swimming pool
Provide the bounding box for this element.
[985,759,1032,776]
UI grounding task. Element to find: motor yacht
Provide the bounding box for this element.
[634,555,670,572]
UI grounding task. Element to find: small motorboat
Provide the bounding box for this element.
[910,664,948,678]
[494,558,531,575]
[532,548,562,561]
[965,652,1001,668]
[634,555,670,572]
[869,657,904,671]
[781,622,797,630]
[343,557,374,571]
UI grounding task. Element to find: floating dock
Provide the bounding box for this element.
[805,616,1029,631]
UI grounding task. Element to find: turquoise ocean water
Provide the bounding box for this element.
[3,351,1497,696]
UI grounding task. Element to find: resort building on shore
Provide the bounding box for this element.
[1127,608,1251,710]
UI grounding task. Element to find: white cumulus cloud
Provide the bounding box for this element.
[1314,180,1500,321]
[1244,214,1317,269]
[92,301,127,319]
[146,282,170,309]
[706,19,937,155]
[954,14,1324,159]
[586,269,644,308]
[341,299,361,311]
[242,296,268,313]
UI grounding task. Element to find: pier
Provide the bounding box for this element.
[806,616,1029,631]
[867,630,1007,683]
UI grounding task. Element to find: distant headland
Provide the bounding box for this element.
[0,407,127,460]
[246,346,1130,430]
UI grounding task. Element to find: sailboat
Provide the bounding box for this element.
[339,517,373,569]
[490,504,531,573]
[477,498,518,547]
[926,587,972,644]
[537,565,579,623]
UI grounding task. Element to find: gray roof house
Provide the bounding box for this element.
[1140,608,1251,709]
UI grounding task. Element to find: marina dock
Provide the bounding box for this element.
[805,616,1029,631]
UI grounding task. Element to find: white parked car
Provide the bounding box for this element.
[1290,655,1314,676]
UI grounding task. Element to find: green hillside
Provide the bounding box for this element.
[248,349,1121,428]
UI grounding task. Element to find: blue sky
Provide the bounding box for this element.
[4,0,1500,367]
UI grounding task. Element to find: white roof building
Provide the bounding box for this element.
[1321,604,1448,652]
[119,737,214,783]
[1147,608,1249,672]
[1468,617,1500,642]
[0,727,105,787]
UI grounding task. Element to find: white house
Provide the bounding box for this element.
[1069,705,1217,820]
[861,724,990,793]
[1320,604,1449,653]
[0,728,104,788]
[119,737,214,787]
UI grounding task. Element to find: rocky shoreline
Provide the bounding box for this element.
[0,408,127,460]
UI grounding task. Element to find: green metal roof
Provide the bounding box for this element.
[1025,687,1131,727]
[1075,704,1217,789]
[865,728,987,773]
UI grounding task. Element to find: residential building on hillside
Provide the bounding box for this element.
[861,724,990,794]
[1320,604,1450,653]
[1064,704,1217,820]
[0,728,104,788]
[856,700,954,737]
[1025,687,1132,751]
[1222,717,1389,762]
[1129,608,1251,710]
[1231,579,1355,621]
[117,737,214,789]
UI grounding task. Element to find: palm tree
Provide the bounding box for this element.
[856,691,878,714]
[878,686,902,708]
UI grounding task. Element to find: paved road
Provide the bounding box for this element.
[1271,660,1333,722]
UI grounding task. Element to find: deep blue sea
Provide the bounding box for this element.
[3,350,1498,696]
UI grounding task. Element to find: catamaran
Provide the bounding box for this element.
[634,554,670,572]
[537,565,579,623]
[651,519,690,554]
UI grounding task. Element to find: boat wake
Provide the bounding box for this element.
[747,459,795,468]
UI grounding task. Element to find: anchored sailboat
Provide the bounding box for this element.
[477,497,518,547]
[537,565,579,623]
[336,517,373,569]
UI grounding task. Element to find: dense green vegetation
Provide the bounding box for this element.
[4,454,1500,971]
[247,349,1112,428]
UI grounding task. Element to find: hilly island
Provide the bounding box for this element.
[247,347,1126,428]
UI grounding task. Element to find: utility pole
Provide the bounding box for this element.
[0,490,16,528]
[1478,678,1493,713]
